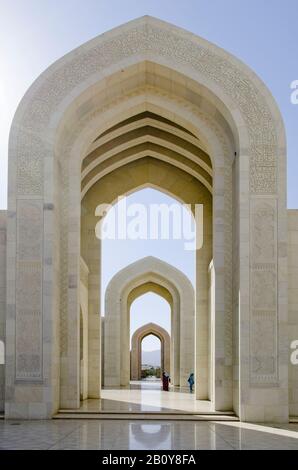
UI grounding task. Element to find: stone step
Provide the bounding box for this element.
[54,412,239,421]
[59,409,236,416]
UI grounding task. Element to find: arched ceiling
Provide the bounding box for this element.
[81,110,213,197]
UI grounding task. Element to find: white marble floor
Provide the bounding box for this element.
[69,381,215,414]
[0,419,298,449]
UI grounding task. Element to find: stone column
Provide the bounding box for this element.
[5,131,60,418]
[196,202,212,401]
[0,212,6,412]
[79,258,89,400]
[238,143,288,422]
[86,226,101,398]
[172,300,180,387]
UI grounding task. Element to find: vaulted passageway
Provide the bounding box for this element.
[5,17,288,423]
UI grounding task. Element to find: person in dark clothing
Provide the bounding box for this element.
[162,372,170,391]
[187,373,194,393]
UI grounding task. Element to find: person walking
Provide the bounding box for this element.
[187,373,194,393]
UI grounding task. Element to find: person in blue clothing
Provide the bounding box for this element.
[187,373,194,393]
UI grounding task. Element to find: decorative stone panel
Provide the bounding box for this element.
[250,199,278,384]
[15,200,43,381]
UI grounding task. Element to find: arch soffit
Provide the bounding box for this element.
[80,115,215,193]
[81,157,212,214]
[60,83,235,204]
[127,282,173,309]
[73,93,233,177]
[81,151,213,198]
[69,90,233,205]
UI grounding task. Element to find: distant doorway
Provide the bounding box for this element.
[131,323,170,381]
[141,334,161,380]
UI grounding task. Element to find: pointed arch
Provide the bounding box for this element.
[131,323,170,381]
[104,256,194,388]
[6,16,287,422]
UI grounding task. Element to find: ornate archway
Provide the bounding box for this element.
[131,323,170,381]
[104,256,194,388]
[5,16,287,422]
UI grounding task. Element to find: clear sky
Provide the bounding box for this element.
[1,1,297,351]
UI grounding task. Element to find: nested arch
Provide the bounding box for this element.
[128,283,173,380]
[6,16,287,422]
[131,323,170,381]
[104,256,195,388]
[83,156,211,395]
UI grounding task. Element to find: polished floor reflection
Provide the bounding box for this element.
[0,420,298,449]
